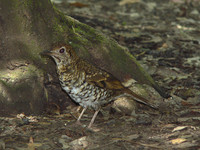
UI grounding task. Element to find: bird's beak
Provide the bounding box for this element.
[39,50,52,56]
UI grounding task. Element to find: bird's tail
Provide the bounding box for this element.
[123,89,158,110]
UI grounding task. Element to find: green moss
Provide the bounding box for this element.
[0,80,9,88]
[50,6,106,49]
[53,22,65,33]
[22,0,33,7]
[109,46,130,71]
[78,24,104,43]
[122,21,127,26]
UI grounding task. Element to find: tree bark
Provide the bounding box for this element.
[0,0,169,115]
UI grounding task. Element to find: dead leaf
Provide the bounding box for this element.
[69,136,89,148]
[28,137,35,150]
[158,43,168,50]
[172,126,187,132]
[69,2,89,8]
[119,0,140,5]
[27,137,42,149]
[126,134,140,140]
[170,138,186,144]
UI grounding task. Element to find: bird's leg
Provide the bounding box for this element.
[76,107,87,125]
[88,108,100,128]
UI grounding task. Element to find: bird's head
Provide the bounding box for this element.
[40,45,77,66]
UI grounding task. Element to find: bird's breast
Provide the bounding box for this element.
[59,73,114,109]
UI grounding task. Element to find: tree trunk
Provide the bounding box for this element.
[0,0,168,115]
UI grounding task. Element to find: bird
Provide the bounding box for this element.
[40,44,157,128]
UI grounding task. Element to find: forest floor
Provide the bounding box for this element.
[0,0,200,149]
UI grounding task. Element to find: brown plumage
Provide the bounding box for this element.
[40,44,157,128]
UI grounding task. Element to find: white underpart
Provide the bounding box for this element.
[62,84,110,110]
[71,87,81,94]
[63,86,70,91]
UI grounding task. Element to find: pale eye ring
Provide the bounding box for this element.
[59,48,65,53]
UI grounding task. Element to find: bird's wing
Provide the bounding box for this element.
[85,69,125,90]
[86,71,158,110]
[83,62,158,110]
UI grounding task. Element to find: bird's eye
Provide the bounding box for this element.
[59,48,65,53]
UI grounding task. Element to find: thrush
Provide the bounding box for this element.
[40,44,157,128]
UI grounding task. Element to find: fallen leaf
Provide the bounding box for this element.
[69,2,89,8]
[126,134,140,140]
[172,126,187,132]
[119,0,140,5]
[27,137,42,149]
[69,136,88,148]
[170,138,186,144]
